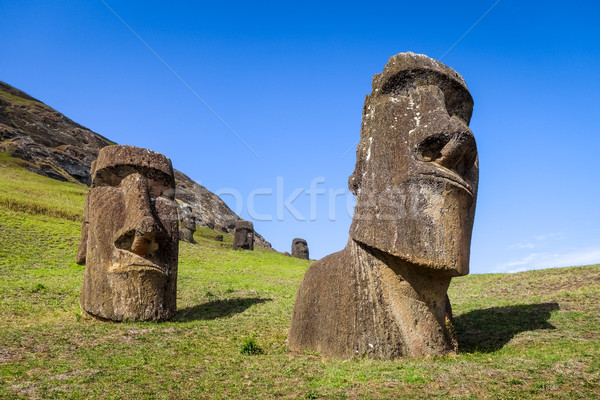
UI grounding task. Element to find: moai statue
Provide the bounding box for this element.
[233,220,254,250]
[289,53,478,358]
[291,238,309,260]
[76,145,179,322]
[179,204,196,243]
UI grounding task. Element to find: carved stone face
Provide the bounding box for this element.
[233,220,254,250]
[291,238,309,260]
[78,145,179,321]
[180,205,196,231]
[349,53,478,276]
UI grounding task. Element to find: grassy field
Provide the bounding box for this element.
[0,156,599,399]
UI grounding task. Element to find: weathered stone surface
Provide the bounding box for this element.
[0,82,113,185]
[179,204,196,243]
[233,220,254,251]
[291,238,309,260]
[77,145,179,322]
[289,53,478,359]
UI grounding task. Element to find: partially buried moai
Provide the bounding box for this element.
[291,238,309,260]
[288,53,478,358]
[76,145,179,322]
[233,220,254,250]
[179,204,196,243]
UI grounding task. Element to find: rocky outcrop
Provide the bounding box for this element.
[0,82,114,185]
[0,81,271,248]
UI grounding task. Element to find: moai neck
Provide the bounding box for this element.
[348,239,457,357]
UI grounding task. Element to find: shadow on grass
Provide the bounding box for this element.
[173,298,272,322]
[455,302,559,353]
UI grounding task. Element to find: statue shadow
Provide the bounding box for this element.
[454,302,559,353]
[173,297,272,322]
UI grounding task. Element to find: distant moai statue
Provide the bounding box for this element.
[233,220,254,250]
[179,204,196,243]
[289,53,478,358]
[76,145,179,322]
[291,238,309,260]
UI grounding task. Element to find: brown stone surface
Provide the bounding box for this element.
[289,52,478,359]
[291,238,309,260]
[233,220,254,251]
[77,145,179,322]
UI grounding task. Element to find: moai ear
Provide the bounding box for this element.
[76,192,90,265]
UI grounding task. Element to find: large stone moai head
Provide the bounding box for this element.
[291,238,309,260]
[233,220,254,250]
[348,52,478,276]
[77,145,179,321]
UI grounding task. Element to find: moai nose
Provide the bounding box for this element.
[129,229,160,257]
[114,173,167,256]
[435,131,477,177]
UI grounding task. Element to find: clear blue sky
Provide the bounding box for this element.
[2,1,599,273]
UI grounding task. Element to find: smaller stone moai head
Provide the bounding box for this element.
[77,145,179,322]
[291,238,309,260]
[233,220,254,250]
[179,204,196,243]
[180,204,196,230]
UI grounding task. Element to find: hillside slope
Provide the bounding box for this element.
[0,165,598,399]
[0,81,271,247]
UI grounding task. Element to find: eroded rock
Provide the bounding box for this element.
[0,81,273,248]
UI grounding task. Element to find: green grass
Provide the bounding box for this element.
[0,90,44,107]
[0,153,87,221]
[0,161,599,399]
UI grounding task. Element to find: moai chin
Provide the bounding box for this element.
[288,53,478,359]
[76,145,179,322]
[179,204,196,243]
[233,220,254,250]
[291,238,309,260]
